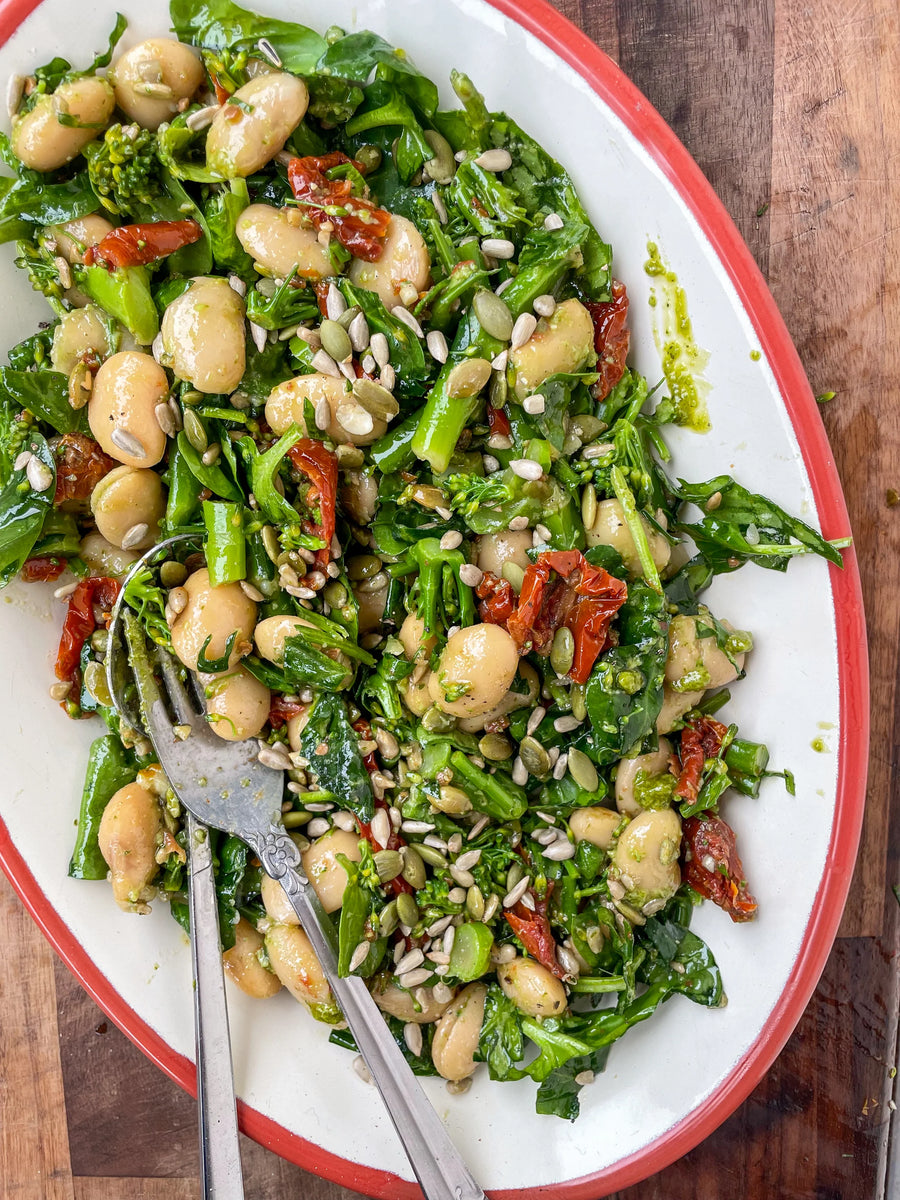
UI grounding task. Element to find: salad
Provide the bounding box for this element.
[0,0,848,1120]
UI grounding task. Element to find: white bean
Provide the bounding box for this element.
[236,203,331,280]
[169,567,257,671]
[265,923,340,1021]
[111,38,204,130]
[12,77,114,171]
[586,498,671,576]
[475,529,533,578]
[301,829,363,914]
[398,611,437,663]
[160,277,246,394]
[613,808,682,908]
[50,305,112,375]
[510,298,595,398]
[97,780,162,912]
[348,215,430,309]
[373,981,454,1024]
[200,664,270,742]
[223,918,282,998]
[90,466,165,550]
[497,957,567,1018]
[78,531,139,577]
[665,613,746,692]
[615,738,673,817]
[266,373,387,447]
[260,871,301,925]
[254,613,315,664]
[89,351,168,467]
[430,623,519,718]
[430,983,487,1081]
[206,73,309,177]
[568,806,622,851]
[50,215,115,265]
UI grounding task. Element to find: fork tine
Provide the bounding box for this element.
[155,646,199,726]
[121,610,172,746]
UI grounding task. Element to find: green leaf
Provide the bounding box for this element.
[176,431,243,503]
[299,693,374,822]
[0,368,89,435]
[171,0,327,74]
[0,432,55,585]
[213,833,248,951]
[476,984,525,1081]
[315,32,438,116]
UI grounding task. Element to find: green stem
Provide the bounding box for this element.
[203,501,246,586]
[610,465,662,594]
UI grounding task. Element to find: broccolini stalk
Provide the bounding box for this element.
[76,263,159,345]
[393,536,476,641]
[203,500,246,586]
[85,124,162,217]
[411,219,588,473]
[610,465,662,594]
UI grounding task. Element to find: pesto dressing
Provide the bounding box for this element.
[644,240,711,432]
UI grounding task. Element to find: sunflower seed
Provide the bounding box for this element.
[370,808,391,849]
[311,349,340,377]
[53,581,79,600]
[111,426,146,459]
[522,394,545,416]
[353,1055,372,1083]
[391,306,424,338]
[398,967,432,989]
[348,311,370,353]
[511,756,527,787]
[370,332,390,368]
[307,816,332,837]
[543,836,576,861]
[448,887,467,903]
[140,81,174,99]
[431,189,448,224]
[558,945,582,978]
[395,948,425,976]
[14,450,32,472]
[379,364,396,391]
[454,848,482,872]
[474,147,512,171]
[331,810,357,833]
[295,325,322,349]
[481,237,515,260]
[336,401,375,437]
[249,321,267,353]
[510,458,543,481]
[574,1069,595,1087]
[483,454,500,472]
[534,827,559,846]
[361,353,377,374]
[120,523,149,550]
[495,276,515,295]
[510,312,537,350]
[552,753,569,780]
[154,402,176,436]
[399,281,419,308]
[533,294,557,317]
[53,256,72,290]
[503,876,530,908]
[442,925,457,957]
[426,329,448,363]
[459,563,483,588]
[544,212,564,231]
[508,515,530,531]
[554,714,583,734]
[258,745,293,771]
[6,74,24,120]
[449,864,475,888]
[526,706,546,737]
[440,530,463,550]
[403,1022,423,1057]
[201,443,220,467]
[349,941,370,973]
[25,456,53,492]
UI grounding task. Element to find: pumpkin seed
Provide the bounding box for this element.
[374,849,404,883]
[581,483,598,530]
[181,389,203,406]
[501,561,525,593]
[409,484,446,510]
[567,747,599,793]
[571,684,587,722]
[466,885,485,921]
[446,357,492,399]
[519,735,551,779]
[335,444,365,468]
[337,304,362,331]
[379,898,399,937]
[323,580,348,607]
[423,129,456,184]
[489,368,508,409]
[358,570,388,593]
[506,861,524,891]
[183,408,208,453]
[152,561,183,598]
[353,376,400,420]
[472,288,513,341]
[356,144,382,173]
[401,845,427,890]
[67,361,92,410]
[416,843,449,869]
[83,659,112,708]
[319,318,352,363]
[396,891,420,928]
[347,554,383,580]
[435,785,472,815]
[572,414,608,442]
[550,626,575,676]
[421,706,457,733]
[261,525,280,563]
[479,733,513,761]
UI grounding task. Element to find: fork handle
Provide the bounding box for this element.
[256,834,485,1200]
[187,813,245,1200]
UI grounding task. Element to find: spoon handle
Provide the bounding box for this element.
[187,812,245,1200]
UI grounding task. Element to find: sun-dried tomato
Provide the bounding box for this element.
[585,279,630,401]
[287,154,391,262]
[683,814,758,922]
[288,439,338,570]
[487,405,511,438]
[675,715,729,803]
[268,695,306,729]
[53,433,116,505]
[21,556,67,582]
[507,550,627,684]
[475,571,517,625]
[505,886,567,980]
[85,220,203,270]
[55,576,120,685]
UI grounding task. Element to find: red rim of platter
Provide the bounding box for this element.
[0,0,870,1195]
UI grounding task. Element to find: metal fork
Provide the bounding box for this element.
[108,544,487,1200]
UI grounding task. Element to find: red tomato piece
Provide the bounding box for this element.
[287,154,391,262]
[585,279,630,401]
[287,439,338,570]
[675,715,730,802]
[85,220,203,270]
[683,814,758,922]
[53,432,116,505]
[21,556,67,582]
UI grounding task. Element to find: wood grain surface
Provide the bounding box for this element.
[2,0,898,1197]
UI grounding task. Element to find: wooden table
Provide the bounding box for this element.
[2,0,898,1197]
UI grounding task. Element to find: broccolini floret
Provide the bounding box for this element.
[86,123,162,217]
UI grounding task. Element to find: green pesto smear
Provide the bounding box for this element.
[644,241,711,432]
[811,737,828,753]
